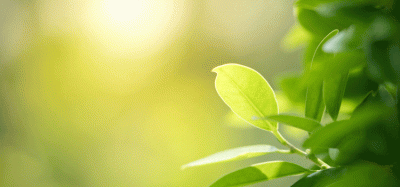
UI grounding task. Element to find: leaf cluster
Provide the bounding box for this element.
[184,0,400,186]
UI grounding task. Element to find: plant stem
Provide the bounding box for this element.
[272,130,331,169]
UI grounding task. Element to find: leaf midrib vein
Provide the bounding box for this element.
[220,68,273,130]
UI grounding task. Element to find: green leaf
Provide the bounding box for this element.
[212,64,278,131]
[210,161,309,187]
[295,8,345,37]
[323,72,349,120]
[181,145,287,169]
[305,30,339,122]
[311,29,339,64]
[293,162,398,187]
[263,114,322,132]
[301,51,366,86]
[364,16,399,83]
[303,104,392,149]
[326,162,398,187]
[295,0,390,10]
[323,25,362,53]
[291,167,346,187]
[305,83,325,122]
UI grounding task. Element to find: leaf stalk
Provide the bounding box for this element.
[272,130,331,169]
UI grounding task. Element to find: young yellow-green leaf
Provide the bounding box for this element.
[264,114,322,132]
[212,64,278,131]
[181,145,288,169]
[210,161,309,187]
[323,72,349,120]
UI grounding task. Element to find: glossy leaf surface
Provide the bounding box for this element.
[213,64,278,131]
[181,145,285,169]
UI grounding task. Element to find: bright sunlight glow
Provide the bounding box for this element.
[104,0,145,23]
[86,0,188,57]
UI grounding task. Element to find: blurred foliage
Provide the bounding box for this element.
[0,0,299,187]
[186,0,400,186]
[280,0,400,186]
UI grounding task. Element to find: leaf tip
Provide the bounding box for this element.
[211,63,242,73]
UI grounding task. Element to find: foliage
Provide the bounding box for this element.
[184,0,400,186]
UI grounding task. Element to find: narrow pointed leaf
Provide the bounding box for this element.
[210,161,309,187]
[305,30,338,122]
[263,114,322,132]
[323,72,349,120]
[305,82,325,122]
[323,25,361,53]
[181,145,287,169]
[212,64,278,131]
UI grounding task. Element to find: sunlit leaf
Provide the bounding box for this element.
[262,114,322,132]
[210,161,309,187]
[181,145,288,169]
[212,64,278,131]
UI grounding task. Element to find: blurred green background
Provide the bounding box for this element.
[0,0,308,186]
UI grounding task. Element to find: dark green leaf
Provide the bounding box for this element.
[295,8,344,37]
[291,167,347,187]
[212,64,278,131]
[181,145,287,169]
[305,30,338,122]
[295,0,390,10]
[311,29,339,63]
[365,16,399,83]
[323,72,349,120]
[210,161,309,187]
[305,83,325,122]
[327,162,398,187]
[294,162,398,187]
[304,97,392,149]
[264,114,322,132]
